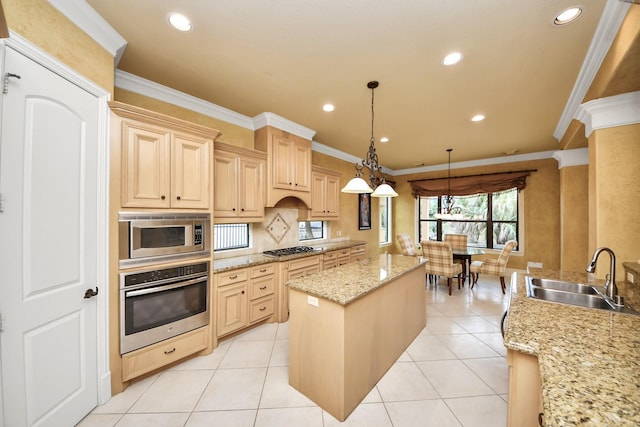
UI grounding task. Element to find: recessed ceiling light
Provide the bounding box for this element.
[471,114,485,122]
[168,13,192,32]
[322,104,335,112]
[380,137,389,143]
[554,7,582,25]
[442,52,463,66]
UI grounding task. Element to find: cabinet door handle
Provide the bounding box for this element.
[241,208,245,211]
[241,290,245,294]
[164,347,176,355]
[160,195,166,200]
[176,195,181,200]
[232,208,236,211]
[259,286,267,290]
[538,412,545,426]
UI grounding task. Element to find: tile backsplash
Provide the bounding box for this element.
[213,208,342,260]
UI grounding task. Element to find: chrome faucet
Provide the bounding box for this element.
[585,247,618,300]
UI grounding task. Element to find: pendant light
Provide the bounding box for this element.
[341,81,398,198]
[434,148,463,220]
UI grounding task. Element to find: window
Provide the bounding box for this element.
[214,223,249,251]
[418,188,518,249]
[379,197,392,245]
[299,221,324,241]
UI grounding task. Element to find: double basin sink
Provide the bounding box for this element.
[526,277,640,315]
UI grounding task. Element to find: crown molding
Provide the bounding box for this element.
[115,70,255,130]
[552,148,589,169]
[252,113,316,140]
[48,0,127,64]
[553,0,631,141]
[575,91,640,136]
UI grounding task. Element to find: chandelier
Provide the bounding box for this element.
[341,81,398,198]
[434,148,464,220]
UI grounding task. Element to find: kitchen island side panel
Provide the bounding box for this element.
[288,266,426,421]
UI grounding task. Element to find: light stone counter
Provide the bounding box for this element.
[286,254,426,305]
[505,269,640,426]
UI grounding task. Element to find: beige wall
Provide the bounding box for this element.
[114,88,254,148]
[560,165,589,272]
[4,0,114,93]
[589,123,640,279]
[392,158,562,271]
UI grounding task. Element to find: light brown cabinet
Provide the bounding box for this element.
[350,244,367,262]
[214,142,267,222]
[111,102,218,209]
[507,348,544,427]
[215,264,276,337]
[309,166,341,219]
[277,255,321,321]
[255,126,312,207]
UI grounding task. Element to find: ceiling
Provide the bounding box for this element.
[86,0,611,170]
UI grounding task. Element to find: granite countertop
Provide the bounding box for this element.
[505,268,640,426]
[212,240,367,273]
[286,254,425,305]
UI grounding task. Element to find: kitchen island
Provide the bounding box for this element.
[505,269,640,426]
[287,254,426,421]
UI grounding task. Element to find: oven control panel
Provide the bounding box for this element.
[121,262,208,288]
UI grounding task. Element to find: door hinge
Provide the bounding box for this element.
[0,192,4,212]
[0,314,5,332]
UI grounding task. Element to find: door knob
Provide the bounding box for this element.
[84,287,99,299]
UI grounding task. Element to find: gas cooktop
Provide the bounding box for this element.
[262,246,319,257]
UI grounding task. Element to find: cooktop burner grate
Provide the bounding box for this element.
[263,246,318,257]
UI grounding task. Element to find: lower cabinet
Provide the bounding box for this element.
[121,327,208,382]
[278,255,321,321]
[350,244,367,262]
[507,348,544,427]
[215,264,276,338]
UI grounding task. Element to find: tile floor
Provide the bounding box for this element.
[79,274,512,427]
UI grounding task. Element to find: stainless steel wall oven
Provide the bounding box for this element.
[119,261,209,354]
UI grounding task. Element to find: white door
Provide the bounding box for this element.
[0,45,100,426]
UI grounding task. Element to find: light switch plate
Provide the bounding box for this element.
[627,272,635,284]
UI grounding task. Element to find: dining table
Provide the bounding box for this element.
[452,247,484,284]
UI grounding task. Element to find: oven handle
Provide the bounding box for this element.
[125,277,207,298]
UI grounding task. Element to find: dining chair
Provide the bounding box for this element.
[469,240,518,294]
[444,234,468,279]
[420,240,462,295]
[396,233,419,257]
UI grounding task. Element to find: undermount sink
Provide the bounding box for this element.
[528,277,599,295]
[525,276,640,316]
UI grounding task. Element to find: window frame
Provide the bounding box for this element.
[213,223,250,251]
[417,189,520,250]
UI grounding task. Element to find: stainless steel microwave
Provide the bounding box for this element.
[119,213,211,268]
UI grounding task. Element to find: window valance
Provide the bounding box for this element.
[409,170,534,198]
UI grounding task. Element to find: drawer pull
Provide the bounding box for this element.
[259,306,267,311]
[259,286,267,290]
[229,275,237,279]
[164,348,176,355]
[259,268,267,272]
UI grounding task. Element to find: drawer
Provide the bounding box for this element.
[350,245,366,256]
[251,263,275,278]
[323,251,337,261]
[323,258,338,270]
[121,327,208,382]
[287,254,321,271]
[216,268,248,287]
[249,295,274,323]
[338,248,350,257]
[250,275,275,300]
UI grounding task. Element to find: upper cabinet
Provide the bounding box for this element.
[214,142,267,222]
[111,102,220,210]
[309,166,341,219]
[254,126,312,207]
